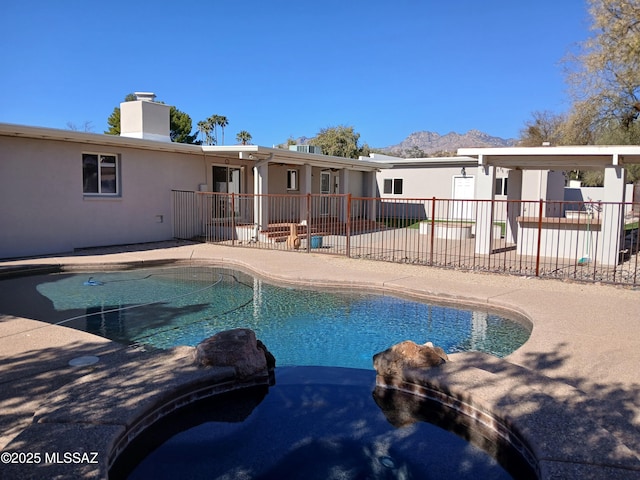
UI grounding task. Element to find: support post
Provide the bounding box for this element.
[474,162,496,255]
[601,163,626,266]
[506,169,523,244]
[299,164,312,223]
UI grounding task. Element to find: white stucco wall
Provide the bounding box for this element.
[376,165,468,221]
[564,183,635,218]
[564,184,634,204]
[0,135,206,258]
[377,166,458,199]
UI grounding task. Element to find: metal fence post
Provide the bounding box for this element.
[231,192,236,247]
[535,198,543,277]
[306,193,312,253]
[346,194,352,258]
[430,197,436,265]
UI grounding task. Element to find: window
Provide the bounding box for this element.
[83,153,119,195]
[287,169,298,190]
[495,178,508,196]
[383,178,403,194]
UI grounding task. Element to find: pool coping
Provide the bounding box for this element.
[0,242,639,479]
[0,345,272,479]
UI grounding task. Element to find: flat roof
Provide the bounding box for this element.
[376,156,479,168]
[0,123,389,172]
[458,145,640,169]
[202,144,389,171]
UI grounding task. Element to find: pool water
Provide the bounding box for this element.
[115,367,520,480]
[30,266,530,368]
[2,266,533,479]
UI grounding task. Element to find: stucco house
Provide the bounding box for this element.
[0,94,385,259]
[2,93,638,267]
[361,148,637,267]
[367,152,510,222]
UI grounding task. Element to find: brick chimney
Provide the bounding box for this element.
[120,92,171,142]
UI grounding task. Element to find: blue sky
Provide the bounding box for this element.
[0,0,591,147]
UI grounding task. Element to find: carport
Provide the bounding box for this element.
[458,145,640,266]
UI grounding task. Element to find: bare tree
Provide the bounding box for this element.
[66,121,94,132]
[518,111,566,146]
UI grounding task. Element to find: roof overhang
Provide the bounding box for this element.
[0,122,389,171]
[202,145,389,171]
[458,145,640,170]
[379,156,479,169]
[0,122,203,155]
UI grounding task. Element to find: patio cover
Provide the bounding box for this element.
[458,145,640,265]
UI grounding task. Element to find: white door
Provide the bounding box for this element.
[452,176,475,220]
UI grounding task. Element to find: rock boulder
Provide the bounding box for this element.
[195,328,274,378]
[373,341,448,378]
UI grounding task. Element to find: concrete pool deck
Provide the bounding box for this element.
[0,241,638,478]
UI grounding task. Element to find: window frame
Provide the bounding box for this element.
[494,177,508,196]
[383,178,403,195]
[287,169,299,191]
[82,152,120,196]
[393,178,403,195]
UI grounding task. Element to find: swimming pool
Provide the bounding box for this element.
[16,265,532,368]
[0,264,534,479]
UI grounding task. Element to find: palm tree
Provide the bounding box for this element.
[236,130,252,145]
[217,116,229,145]
[206,114,220,145]
[197,120,213,146]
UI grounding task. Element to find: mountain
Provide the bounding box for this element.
[285,129,516,157]
[382,130,517,157]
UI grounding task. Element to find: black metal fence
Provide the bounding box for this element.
[173,190,640,286]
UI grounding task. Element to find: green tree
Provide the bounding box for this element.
[105,94,197,144]
[236,130,252,145]
[200,114,228,145]
[197,120,213,145]
[309,125,370,159]
[582,170,605,186]
[105,93,137,135]
[217,115,229,145]
[275,137,300,149]
[169,107,198,144]
[402,146,427,158]
[565,0,640,142]
[431,150,457,157]
[209,115,220,145]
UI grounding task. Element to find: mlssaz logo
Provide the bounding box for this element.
[45,452,99,464]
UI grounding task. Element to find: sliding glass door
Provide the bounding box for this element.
[212,166,243,218]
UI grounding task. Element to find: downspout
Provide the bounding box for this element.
[253,153,273,241]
